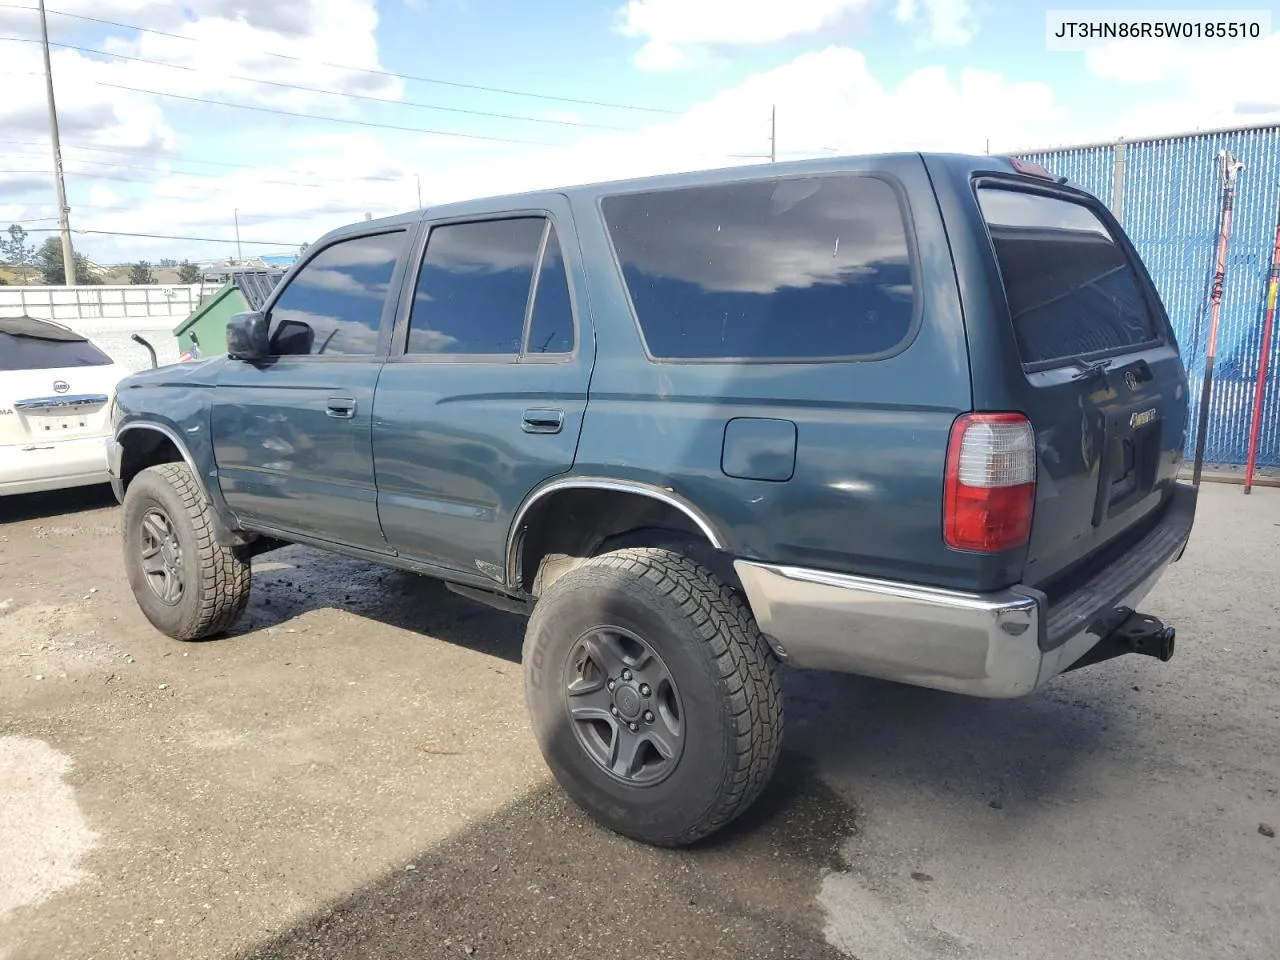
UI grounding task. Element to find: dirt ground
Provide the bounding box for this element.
[1,482,1278,960]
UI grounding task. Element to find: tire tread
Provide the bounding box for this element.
[543,546,783,845]
[127,463,250,640]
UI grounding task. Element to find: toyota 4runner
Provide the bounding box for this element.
[109,153,1197,846]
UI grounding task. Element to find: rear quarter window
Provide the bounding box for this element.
[602,175,917,361]
[977,186,1158,366]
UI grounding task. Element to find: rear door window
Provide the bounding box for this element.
[602,175,916,361]
[407,217,575,357]
[977,187,1158,366]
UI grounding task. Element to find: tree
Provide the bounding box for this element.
[3,224,37,284]
[129,260,157,284]
[177,260,202,284]
[158,257,178,267]
[34,237,102,285]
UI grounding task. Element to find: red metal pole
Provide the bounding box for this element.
[1244,208,1280,494]
[1192,151,1243,489]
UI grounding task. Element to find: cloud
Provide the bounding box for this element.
[4,40,1073,267]
[618,0,875,69]
[1084,29,1280,136]
[894,0,975,47]
[187,0,318,39]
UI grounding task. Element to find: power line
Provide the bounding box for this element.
[1,137,407,182]
[0,2,680,115]
[20,226,300,245]
[95,82,571,146]
[0,35,636,132]
[1,167,182,186]
[2,148,405,189]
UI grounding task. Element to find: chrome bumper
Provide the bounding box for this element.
[735,484,1196,699]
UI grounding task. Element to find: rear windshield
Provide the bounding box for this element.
[0,329,113,372]
[602,175,916,360]
[977,187,1157,365]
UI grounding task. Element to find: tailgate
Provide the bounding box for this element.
[973,180,1190,588]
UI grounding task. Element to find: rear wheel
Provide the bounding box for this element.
[122,463,251,640]
[523,547,782,846]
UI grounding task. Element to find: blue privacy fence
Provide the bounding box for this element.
[1016,123,1280,468]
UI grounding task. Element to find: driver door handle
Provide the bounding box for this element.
[522,408,564,434]
[326,397,357,420]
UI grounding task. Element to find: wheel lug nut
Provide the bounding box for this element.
[610,705,619,716]
[644,711,654,723]
[607,679,616,690]
[628,722,639,732]
[622,669,632,681]
[639,684,650,696]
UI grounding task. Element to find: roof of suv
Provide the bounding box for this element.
[323,152,1036,245]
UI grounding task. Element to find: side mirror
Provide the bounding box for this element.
[226,311,269,360]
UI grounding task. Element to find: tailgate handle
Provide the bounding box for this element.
[522,408,564,434]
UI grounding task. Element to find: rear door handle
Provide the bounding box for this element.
[326,397,357,420]
[522,408,564,434]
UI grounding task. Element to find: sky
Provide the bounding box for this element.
[1,0,1278,268]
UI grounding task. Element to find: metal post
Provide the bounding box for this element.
[38,0,75,285]
[1244,202,1280,494]
[416,173,423,208]
[770,105,776,163]
[234,208,242,264]
[1191,150,1244,489]
[1112,137,1127,223]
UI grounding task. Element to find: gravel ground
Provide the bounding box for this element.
[73,319,183,372]
[0,482,1277,960]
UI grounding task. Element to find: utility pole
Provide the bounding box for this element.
[38,0,75,285]
[415,173,422,208]
[770,104,776,163]
[233,208,242,264]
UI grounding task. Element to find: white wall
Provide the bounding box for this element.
[0,285,209,372]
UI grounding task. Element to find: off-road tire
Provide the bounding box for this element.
[122,463,251,640]
[523,547,783,846]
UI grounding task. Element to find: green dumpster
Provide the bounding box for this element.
[172,269,285,360]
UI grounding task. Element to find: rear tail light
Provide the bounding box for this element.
[944,413,1036,552]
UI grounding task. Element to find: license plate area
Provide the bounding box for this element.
[1092,403,1163,526]
[21,408,101,437]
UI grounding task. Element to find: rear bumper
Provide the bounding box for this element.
[0,436,111,497]
[735,482,1196,698]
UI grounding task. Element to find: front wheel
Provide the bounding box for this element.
[523,547,783,846]
[121,463,251,640]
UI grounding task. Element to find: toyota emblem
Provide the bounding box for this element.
[53,380,70,394]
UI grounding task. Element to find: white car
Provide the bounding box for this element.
[0,316,130,497]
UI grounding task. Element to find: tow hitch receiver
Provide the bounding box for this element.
[1065,611,1176,674]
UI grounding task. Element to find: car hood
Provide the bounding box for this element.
[118,355,227,393]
